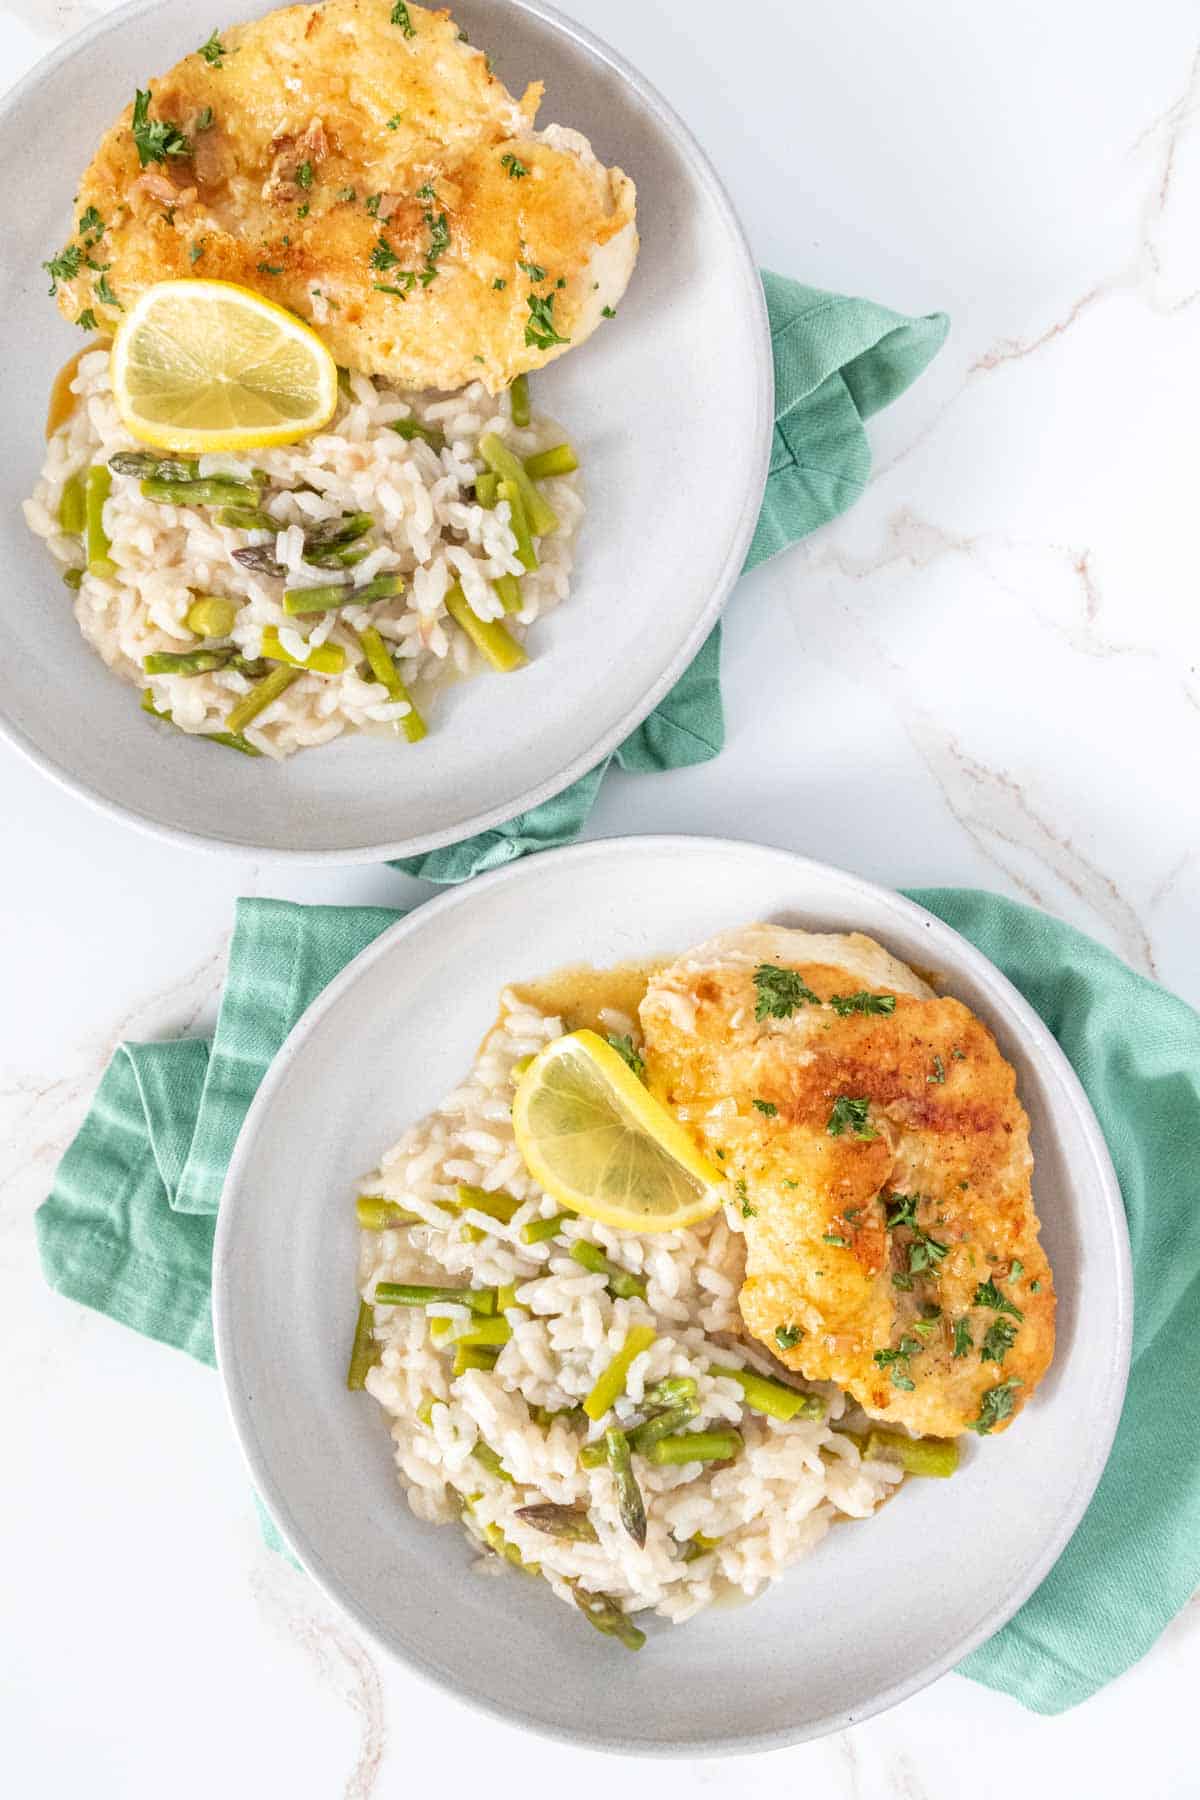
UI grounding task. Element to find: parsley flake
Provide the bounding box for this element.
[907,1230,949,1277]
[1030,1279,1042,1294]
[601,304,616,318]
[525,289,568,349]
[197,29,226,67]
[94,272,122,310]
[874,1335,923,1391]
[822,1233,849,1248]
[517,256,546,282]
[753,964,820,1020]
[370,236,401,272]
[131,88,190,166]
[826,1095,877,1140]
[501,152,528,179]
[884,1192,920,1230]
[390,1,416,35]
[492,276,507,290]
[76,308,98,332]
[297,202,310,219]
[606,1034,645,1081]
[828,991,897,1017]
[774,1324,803,1351]
[733,1178,755,1219]
[188,239,206,263]
[973,1279,1023,1321]
[1008,1260,1024,1282]
[952,1318,972,1359]
[193,106,214,133]
[970,1379,1023,1435]
[364,193,382,216]
[77,206,104,244]
[256,262,284,275]
[42,244,81,295]
[386,113,403,130]
[336,186,357,203]
[296,160,313,189]
[980,1317,1017,1364]
[752,1099,778,1116]
[927,1054,946,1084]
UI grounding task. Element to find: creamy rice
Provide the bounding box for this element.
[23,355,583,758]
[356,992,902,1641]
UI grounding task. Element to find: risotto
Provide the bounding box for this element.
[23,352,583,759]
[353,989,903,1648]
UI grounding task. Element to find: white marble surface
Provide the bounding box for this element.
[3,0,1198,1792]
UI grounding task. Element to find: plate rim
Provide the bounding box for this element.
[212,833,1134,1754]
[0,0,773,863]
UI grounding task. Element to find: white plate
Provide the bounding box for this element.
[214,836,1132,1753]
[0,0,770,860]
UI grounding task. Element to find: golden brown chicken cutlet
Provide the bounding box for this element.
[50,0,637,392]
[639,925,1055,1440]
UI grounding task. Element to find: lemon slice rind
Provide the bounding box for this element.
[110,279,339,453]
[512,1029,725,1234]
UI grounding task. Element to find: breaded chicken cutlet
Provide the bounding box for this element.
[640,925,1056,1440]
[50,0,637,392]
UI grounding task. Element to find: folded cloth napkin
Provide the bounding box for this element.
[37,891,1200,1714]
[395,271,950,882]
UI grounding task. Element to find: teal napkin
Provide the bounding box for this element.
[395,272,950,882]
[36,892,1200,1715]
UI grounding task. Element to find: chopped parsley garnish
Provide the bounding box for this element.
[517,256,547,282]
[193,106,214,133]
[364,193,382,216]
[828,991,897,1017]
[775,1324,803,1350]
[927,1054,946,1084]
[733,1178,755,1219]
[256,262,284,275]
[131,88,191,166]
[951,1046,966,1060]
[907,1229,949,1277]
[874,1335,923,1391]
[822,1233,849,1248]
[501,152,528,179]
[77,206,104,244]
[892,1272,914,1291]
[753,963,820,1020]
[1008,1260,1024,1282]
[424,204,450,267]
[189,240,205,263]
[606,1034,645,1081]
[1030,1279,1041,1293]
[492,277,507,290]
[525,289,569,349]
[197,29,226,67]
[601,304,616,318]
[296,160,313,188]
[884,1191,920,1230]
[752,1099,777,1116]
[390,1,415,35]
[374,282,414,298]
[826,1095,877,1140]
[336,186,357,203]
[76,308,98,332]
[94,273,122,310]
[952,1318,972,1358]
[370,236,401,272]
[970,1379,1023,1435]
[782,1178,798,1189]
[386,113,402,130]
[980,1317,1017,1364]
[42,244,81,295]
[297,202,310,219]
[973,1279,1023,1320]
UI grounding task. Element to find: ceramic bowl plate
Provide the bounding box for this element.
[0,0,770,860]
[214,837,1132,1753]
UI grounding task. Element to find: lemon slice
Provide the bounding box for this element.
[512,1030,724,1233]
[111,279,339,452]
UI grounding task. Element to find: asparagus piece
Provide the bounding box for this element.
[143,648,233,676]
[524,443,579,480]
[444,582,528,673]
[258,627,347,674]
[58,473,86,535]
[474,471,499,508]
[514,1503,597,1542]
[355,624,427,742]
[709,1363,826,1423]
[355,1194,420,1229]
[645,1430,742,1467]
[374,1281,497,1315]
[478,432,558,536]
[509,373,531,427]
[864,1430,959,1478]
[284,572,403,614]
[224,663,300,735]
[681,1532,722,1563]
[453,1343,500,1376]
[390,417,445,450]
[185,596,238,638]
[521,1212,571,1245]
[416,1396,439,1426]
[346,1299,379,1390]
[452,1316,512,1350]
[232,544,286,578]
[569,1241,647,1301]
[471,1441,515,1483]
[583,1324,657,1421]
[140,687,261,756]
[62,567,84,590]
[627,1403,700,1455]
[305,512,374,548]
[109,451,198,480]
[496,477,538,572]
[86,465,115,577]
[141,477,262,507]
[645,1376,699,1407]
[493,573,522,614]
[454,1182,521,1225]
[579,1441,606,1470]
[216,505,278,531]
[604,1427,647,1548]
[496,1283,521,1313]
[572,1587,646,1652]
